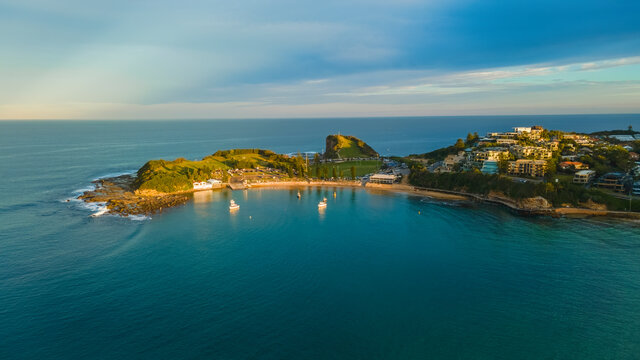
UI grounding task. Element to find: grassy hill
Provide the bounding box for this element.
[324,135,379,159]
[134,149,307,193]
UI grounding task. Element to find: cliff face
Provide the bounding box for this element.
[324,135,379,159]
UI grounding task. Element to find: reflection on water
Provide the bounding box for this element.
[193,190,214,204]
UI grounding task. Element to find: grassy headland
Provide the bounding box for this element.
[134,149,308,193]
[324,134,379,159]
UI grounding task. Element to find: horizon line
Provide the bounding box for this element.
[2,112,640,122]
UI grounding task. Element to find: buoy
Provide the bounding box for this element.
[418,211,421,214]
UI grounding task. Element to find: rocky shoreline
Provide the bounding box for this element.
[79,175,190,216]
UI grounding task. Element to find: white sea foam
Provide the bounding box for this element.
[128,214,151,221]
[92,170,137,181]
[66,169,150,220]
[89,203,109,217]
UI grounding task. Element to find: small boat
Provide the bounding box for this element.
[297,191,301,198]
[318,197,327,208]
[229,199,240,211]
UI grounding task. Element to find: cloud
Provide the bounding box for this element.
[0,0,639,118]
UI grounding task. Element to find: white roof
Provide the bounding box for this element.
[370,173,397,180]
[575,170,596,175]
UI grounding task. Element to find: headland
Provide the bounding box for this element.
[78,128,640,219]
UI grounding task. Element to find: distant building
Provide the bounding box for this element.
[474,148,509,162]
[496,139,519,146]
[633,181,640,196]
[573,170,596,184]
[443,152,465,171]
[513,127,532,133]
[510,145,552,160]
[595,173,632,192]
[508,159,547,177]
[610,135,636,142]
[558,161,588,171]
[481,160,499,175]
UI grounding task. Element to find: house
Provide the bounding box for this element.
[611,135,636,142]
[573,170,596,184]
[428,161,449,173]
[510,145,552,160]
[474,148,509,162]
[546,141,560,151]
[443,152,465,170]
[560,155,577,161]
[508,159,547,177]
[630,152,640,161]
[496,138,519,146]
[558,161,588,171]
[513,127,532,133]
[595,173,632,192]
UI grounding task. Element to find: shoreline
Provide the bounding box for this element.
[78,176,640,220]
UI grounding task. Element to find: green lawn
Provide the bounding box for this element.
[309,160,382,178]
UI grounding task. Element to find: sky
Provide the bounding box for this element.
[1,0,639,119]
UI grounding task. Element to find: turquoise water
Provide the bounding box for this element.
[2,116,640,359]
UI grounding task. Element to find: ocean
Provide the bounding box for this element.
[1,114,640,359]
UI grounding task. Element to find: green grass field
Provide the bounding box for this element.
[309,160,382,178]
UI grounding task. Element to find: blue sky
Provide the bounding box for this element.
[1,0,639,119]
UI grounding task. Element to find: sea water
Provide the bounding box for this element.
[1,115,640,359]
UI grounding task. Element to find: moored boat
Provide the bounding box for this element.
[229,199,240,211]
[318,197,327,208]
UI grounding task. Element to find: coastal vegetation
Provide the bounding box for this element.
[309,160,382,179]
[408,167,640,211]
[324,134,379,159]
[134,149,307,193]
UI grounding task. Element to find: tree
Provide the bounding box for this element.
[287,167,294,178]
[332,167,337,179]
[351,166,356,179]
[545,157,558,178]
[455,138,466,150]
[316,166,321,178]
[498,154,509,174]
[323,167,329,179]
[314,153,320,164]
[466,133,478,145]
[339,169,344,178]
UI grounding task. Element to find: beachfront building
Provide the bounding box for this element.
[573,170,596,184]
[508,159,547,177]
[510,145,552,160]
[369,173,397,184]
